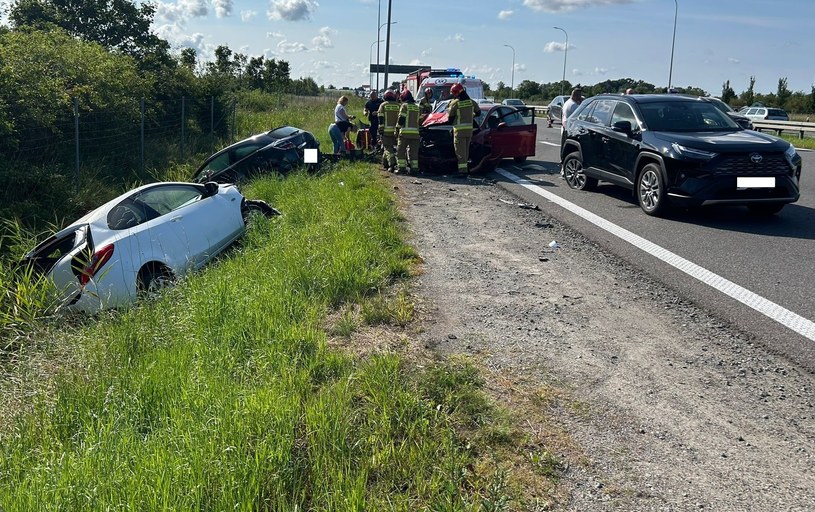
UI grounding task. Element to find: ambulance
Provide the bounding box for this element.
[410,68,484,103]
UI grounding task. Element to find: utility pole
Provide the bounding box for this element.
[383,0,393,91]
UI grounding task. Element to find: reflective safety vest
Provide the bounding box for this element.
[419,97,433,116]
[378,101,401,136]
[448,98,478,134]
[398,102,421,137]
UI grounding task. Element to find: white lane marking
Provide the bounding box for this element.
[496,168,815,342]
[539,141,560,147]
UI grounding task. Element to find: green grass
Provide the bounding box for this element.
[0,164,527,510]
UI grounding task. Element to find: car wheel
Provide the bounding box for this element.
[242,199,280,227]
[137,264,174,298]
[747,203,784,215]
[637,163,669,216]
[513,156,527,163]
[563,153,597,191]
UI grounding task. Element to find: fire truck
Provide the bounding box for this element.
[404,67,484,102]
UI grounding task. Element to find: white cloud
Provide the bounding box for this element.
[156,0,209,22]
[572,68,583,76]
[728,57,740,64]
[267,31,285,38]
[515,63,527,73]
[544,41,570,53]
[241,10,257,21]
[498,10,514,19]
[445,33,465,43]
[268,0,319,21]
[523,0,635,13]
[277,39,308,53]
[311,26,335,51]
[421,48,432,58]
[594,67,609,75]
[213,0,232,17]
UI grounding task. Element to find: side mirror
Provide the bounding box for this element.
[612,120,633,134]
[203,181,219,197]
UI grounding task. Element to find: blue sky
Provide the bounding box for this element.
[152,0,813,95]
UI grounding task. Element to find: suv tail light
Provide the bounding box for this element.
[78,244,115,286]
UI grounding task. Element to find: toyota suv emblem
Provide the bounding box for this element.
[750,153,763,164]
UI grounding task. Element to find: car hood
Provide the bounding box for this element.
[652,130,790,152]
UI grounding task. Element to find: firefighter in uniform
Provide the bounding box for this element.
[377,89,401,172]
[418,88,434,124]
[447,83,480,176]
[396,89,421,174]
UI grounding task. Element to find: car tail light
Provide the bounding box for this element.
[78,244,115,286]
[273,140,296,150]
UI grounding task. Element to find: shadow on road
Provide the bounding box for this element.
[490,163,815,241]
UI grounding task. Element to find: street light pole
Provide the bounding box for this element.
[503,44,515,92]
[383,0,393,91]
[370,40,383,90]
[375,0,381,91]
[376,20,397,91]
[554,26,568,97]
[668,0,678,90]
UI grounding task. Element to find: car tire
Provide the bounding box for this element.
[563,153,597,191]
[513,156,527,163]
[137,264,174,298]
[747,203,784,215]
[637,163,669,216]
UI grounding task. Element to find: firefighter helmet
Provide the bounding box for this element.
[399,89,414,102]
[383,89,397,101]
[450,83,464,97]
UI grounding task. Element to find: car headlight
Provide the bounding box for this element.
[784,143,798,160]
[671,142,718,160]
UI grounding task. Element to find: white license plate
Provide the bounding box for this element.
[737,177,775,189]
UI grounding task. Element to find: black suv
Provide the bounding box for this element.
[560,94,802,216]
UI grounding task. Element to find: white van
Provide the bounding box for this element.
[417,76,484,103]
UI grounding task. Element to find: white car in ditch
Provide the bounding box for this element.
[22,181,276,314]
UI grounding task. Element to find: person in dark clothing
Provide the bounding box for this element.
[364,90,384,151]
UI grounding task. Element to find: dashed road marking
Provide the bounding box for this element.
[496,168,815,342]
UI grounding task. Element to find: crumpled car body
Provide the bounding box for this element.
[193,126,320,184]
[21,182,268,313]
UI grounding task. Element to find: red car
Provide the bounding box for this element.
[419,102,537,173]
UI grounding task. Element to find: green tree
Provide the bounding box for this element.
[9,0,170,68]
[776,77,791,109]
[809,86,815,115]
[721,80,736,104]
[291,77,319,96]
[738,76,756,107]
[0,26,150,158]
[180,47,197,72]
[515,80,541,100]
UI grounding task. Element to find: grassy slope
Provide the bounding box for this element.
[0,165,560,510]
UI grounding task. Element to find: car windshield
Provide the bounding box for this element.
[639,100,739,132]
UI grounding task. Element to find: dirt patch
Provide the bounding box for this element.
[388,172,815,511]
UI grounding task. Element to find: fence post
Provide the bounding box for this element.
[181,96,186,162]
[232,99,237,143]
[74,98,80,188]
[140,97,145,175]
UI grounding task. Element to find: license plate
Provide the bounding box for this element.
[737,177,775,189]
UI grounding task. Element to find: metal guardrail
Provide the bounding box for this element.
[529,105,549,116]
[752,120,815,139]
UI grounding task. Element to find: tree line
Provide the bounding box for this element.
[487,77,815,113]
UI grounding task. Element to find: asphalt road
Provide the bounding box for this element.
[493,118,815,369]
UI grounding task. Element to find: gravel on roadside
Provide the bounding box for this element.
[391,171,815,511]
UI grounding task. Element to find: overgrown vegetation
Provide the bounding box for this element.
[0,166,561,509]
